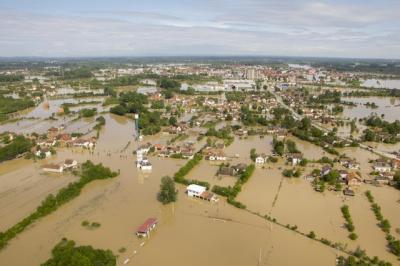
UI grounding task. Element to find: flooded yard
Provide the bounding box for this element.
[185,160,237,188]
[236,167,283,215]
[224,135,273,162]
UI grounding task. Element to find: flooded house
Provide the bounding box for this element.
[42,163,64,173]
[321,165,332,176]
[275,129,288,141]
[373,162,392,173]
[57,133,73,146]
[203,148,227,161]
[218,166,237,176]
[136,218,158,238]
[186,184,218,202]
[374,175,390,185]
[286,153,303,166]
[73,138,96,149]
[37,139,57,147]
[338,170,349,183]
[138,142,152,154]
[255,155,267,164]
[339,157,360,169]
[232,163,247,173]
[346,172,362,187]
[35,147,52,158]
[63,159,78,169]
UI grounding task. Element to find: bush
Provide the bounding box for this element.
[110,105,127,115]
[349,233,358,240]
[380,219,391,233]
[282,169,293,177]
[308,231,316,239]
[341,205,355,233]
[41,238,116,266]
[268,156,278,163]
[365,190,374,203]
[212,186,232,197]
[79,108,97,118]
[320,238,332,246]
[227,197,246,209]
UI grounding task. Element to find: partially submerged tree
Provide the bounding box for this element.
[157,176,177,204]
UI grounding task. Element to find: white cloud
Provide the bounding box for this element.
[0,0,399,58]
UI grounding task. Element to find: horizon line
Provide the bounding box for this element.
[1,55,400,61]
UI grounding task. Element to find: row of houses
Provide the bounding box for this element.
[202,147,227,161]
[373,158,400,173]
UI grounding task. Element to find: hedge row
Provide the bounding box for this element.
[0,161,118,250]
[365,190,400,257]
[212,164,255,209]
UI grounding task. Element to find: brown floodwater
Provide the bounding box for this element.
[0,113,399,266]
[341,97,400,123]
[337,147,379,178]
[224,136,273,163]
[0,158,78,231]
[238,167,398,263]
[0,97,107,134]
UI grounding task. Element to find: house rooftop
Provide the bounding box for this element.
[137,218,158,233]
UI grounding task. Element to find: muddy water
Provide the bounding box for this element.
[237,167,284,214]
[93,114,138,154]
[132,189,339,266]
[337,147,379,178]
[224,136,273,163]
[19,97,105,119]
[0,113,399,265]
[341,97,400,122]
[362,79,400,90]
[0,97,106,134]
[0,148,184,265]
[367,186,400,232]
[0,158,78,231]
[268,179,397,263]
[185,160,237,187]
[286,135,334,160]
[347,185,399,261]
[365,141,400,154]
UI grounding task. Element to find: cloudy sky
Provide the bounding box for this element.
[1,0,400,58]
